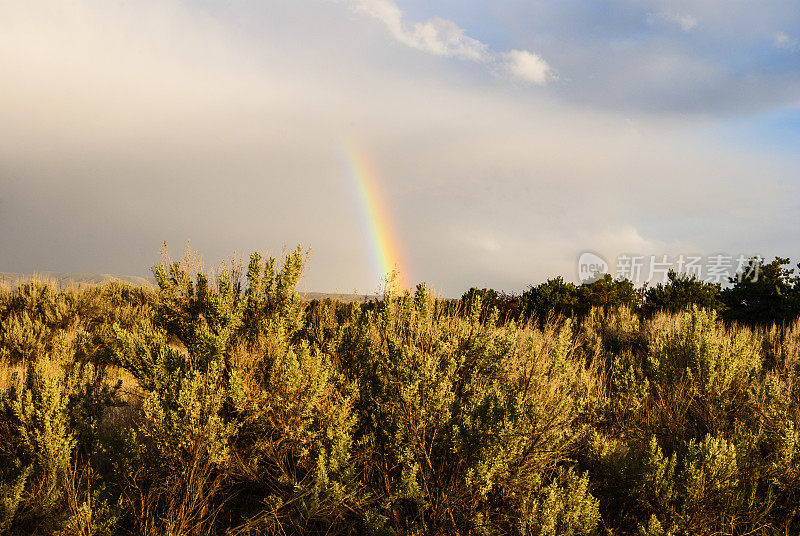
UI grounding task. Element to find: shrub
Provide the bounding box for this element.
[2,246,800,535]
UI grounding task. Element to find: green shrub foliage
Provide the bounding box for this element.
[1,248,800,535]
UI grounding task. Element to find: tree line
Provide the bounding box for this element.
[461,256,800,326]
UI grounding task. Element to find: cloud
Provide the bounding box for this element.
[502,0,800,114]
[340,0,554,84]
[0,0,797,295]
[346,0,489,61]
[344,0,489,61]
[502,49,555,85]
[774,31,798,50]
[647,12,698,31]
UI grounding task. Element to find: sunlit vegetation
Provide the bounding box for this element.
[1,248,799,535]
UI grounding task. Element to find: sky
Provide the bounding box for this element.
[0,0,798,296]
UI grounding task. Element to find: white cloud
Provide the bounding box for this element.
[341,0,554,84]
[774,31,798,50]
[344,0,489,61]
[648,12,698,32]
[502,49,555,86]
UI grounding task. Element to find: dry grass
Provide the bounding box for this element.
[132,445,226,536]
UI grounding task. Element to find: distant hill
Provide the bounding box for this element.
[0,272,377,302]
[0,271,154,288]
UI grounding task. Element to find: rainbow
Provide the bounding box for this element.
[343,140,406,291]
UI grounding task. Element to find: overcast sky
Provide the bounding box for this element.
[1,0,798,296]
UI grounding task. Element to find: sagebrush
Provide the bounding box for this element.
[1,247,799,535]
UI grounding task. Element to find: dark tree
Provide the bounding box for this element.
[521,276,579,322]
[643,270,724,316]
[576,273,642,315]
[722,257,800,325]
[460,287,521,322]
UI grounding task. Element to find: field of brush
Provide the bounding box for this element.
[1,248,799,536]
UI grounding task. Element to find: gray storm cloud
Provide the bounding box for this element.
[0,0,797,295]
